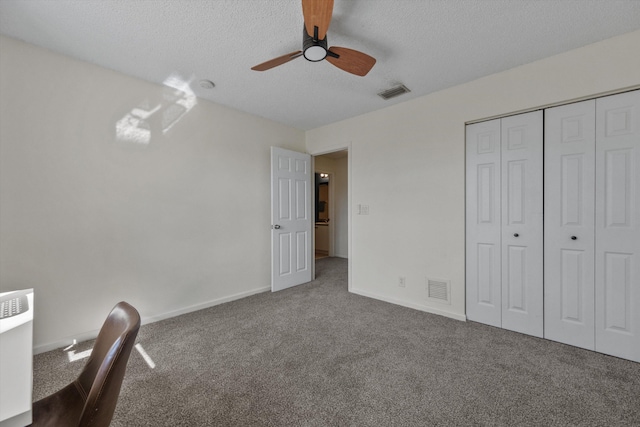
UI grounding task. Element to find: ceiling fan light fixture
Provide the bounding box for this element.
[304,45,327,61]
[250,0,375,76]
[302,26,328,62]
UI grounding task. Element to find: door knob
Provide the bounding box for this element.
[513,233,519,237]
[571,236,577,240]
[273,225,281,229]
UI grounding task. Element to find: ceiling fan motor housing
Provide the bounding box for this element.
[302,26,328,61]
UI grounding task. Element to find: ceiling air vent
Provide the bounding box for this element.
[377,84,411,100]
[427,278,451,304]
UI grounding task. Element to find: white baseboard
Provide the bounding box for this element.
[34,285,271,354]
[350,288,467,322]
[35,329,102,355]
[141,286,270,325]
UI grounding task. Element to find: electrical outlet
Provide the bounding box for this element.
[398,276,406,287]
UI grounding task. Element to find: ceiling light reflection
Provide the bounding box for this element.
[63,342,155,369]
[66,348,92,362]
[135,343,156,369]
[115,102,160,145]
[161,74,197,134]
[115,73,197,145]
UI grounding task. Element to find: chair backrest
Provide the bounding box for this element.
[76,301,140,426]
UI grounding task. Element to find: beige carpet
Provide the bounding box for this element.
[33,257,640,426]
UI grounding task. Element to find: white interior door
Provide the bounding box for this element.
[501,111,544,338]
[271,147,313,292]
[544,100,596,350]
[595,90,640,362]
[466,118,502,327]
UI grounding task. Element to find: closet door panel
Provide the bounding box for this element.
[466,119,502,327]
[544,100,596,350]
[595,90,640,362]
[501,111,544,337]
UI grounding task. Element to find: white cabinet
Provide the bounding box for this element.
[467,89,639,362]
[466,111,544,337]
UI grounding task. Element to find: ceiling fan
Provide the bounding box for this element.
[251,0,376,77]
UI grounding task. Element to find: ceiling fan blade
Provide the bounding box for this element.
[251,51,303,71]
[326,46,376,76]
[302,0,334,41]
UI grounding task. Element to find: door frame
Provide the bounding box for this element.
[309,143,352,291]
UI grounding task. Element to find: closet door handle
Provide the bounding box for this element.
[571,236,577,240]
[513,233,519,237]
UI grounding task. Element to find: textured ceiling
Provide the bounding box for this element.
[1,0,640,130]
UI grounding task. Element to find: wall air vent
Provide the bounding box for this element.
[377,84,411,100]
[427,278,451,304]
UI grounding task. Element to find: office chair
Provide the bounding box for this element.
[31,301,141,427]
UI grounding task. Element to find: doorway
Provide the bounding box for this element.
[313,148,349,271]
[314,172,330,259]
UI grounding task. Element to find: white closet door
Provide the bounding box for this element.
[466,119,502,327]
[595,90,640,362]
[501,111,544,337]
[544,100,596,349]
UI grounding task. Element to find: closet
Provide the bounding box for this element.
[466,89,639,362]
[466,111,544,338]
